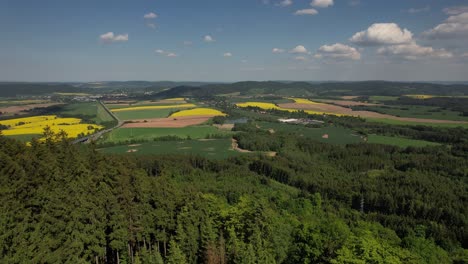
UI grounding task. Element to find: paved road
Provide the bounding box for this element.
[72,101,123,144]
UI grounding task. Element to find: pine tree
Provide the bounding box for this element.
[166,239,187,264]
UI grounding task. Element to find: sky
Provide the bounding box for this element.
[1,0,468,82]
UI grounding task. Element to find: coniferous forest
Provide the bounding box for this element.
[0,127,467,264]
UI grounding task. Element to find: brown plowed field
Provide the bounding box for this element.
[0,103,63,115]
[278,103,468,124]
[121,115,212,128]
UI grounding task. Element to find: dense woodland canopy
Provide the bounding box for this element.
[0,124,467,263]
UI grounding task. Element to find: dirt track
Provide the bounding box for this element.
[122,115,212,128]
[278,103,468,124]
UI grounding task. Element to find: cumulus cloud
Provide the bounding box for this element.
[311,0,333,8]
[277,0,293,7]
[204,35,215,42]
[144,12,158,19]
[294,9,318,15]
[443,6,468,15]
[223,52,233,57]
[423,12,468,39]
[272,48,285,53]
[316,43,361,60]
[377,43,453,60]
[99,32,128,43]
[350,23,413,45]
[155,49,178,57]
[289,45,309,54]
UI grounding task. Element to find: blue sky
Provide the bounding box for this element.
[1,0,468,82]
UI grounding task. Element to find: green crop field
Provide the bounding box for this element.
[367,135,441,148]
[113,109,179,120]
[369,96,399,101]
[99,139,243,159]
[103,126,230,143]
[59,102,114,124]
[359,105,468,121]
[257,122,364,145]
[365,118,468,128]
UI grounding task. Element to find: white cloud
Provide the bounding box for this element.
[311,0,333,8]
[406,6,430,14]
[350,23,413,45]
[223,52,233,57]
[443,6,468,15]
[316,43,361,60]
[423,12,468,39]
[204,35,215,42]
[99,32,128,43]
[155,49,178,57]
[377,43,453,60]
[294,56,307,61]
[294,9,318,15]
[277,0,293,7]
[289,45,309,54]
[144,12,158,19]
[272,48,285,53]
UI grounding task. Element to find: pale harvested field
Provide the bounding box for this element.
[278,102,468,124]
[104,100,187,107]
[341,96,359,100]
[0,103,63,115]
[122,115,212,128]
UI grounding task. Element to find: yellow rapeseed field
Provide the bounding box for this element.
[404,94,434,99]
[112,103,196,112]
[170,108,227,117]
[288,98,321,104]
[165,98,185,101]
[235,102,282,110]
[0,115,103,139]
[236,101,346,116]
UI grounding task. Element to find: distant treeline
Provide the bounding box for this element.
[2,81,468,98]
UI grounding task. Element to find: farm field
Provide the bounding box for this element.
[0,115,103,139]
[99,139,243,159]
[122,116,213,128]
[355,105,468,121]
[367,135,441,147]
[110,103,197,120]
[368,96,399,101]
[365,118,468,128]
[237,98,468,126]
[114,108,179,120]
[170,108,226,117]
[102,126,230,143]
[0,102,63,117]
[59,102,114,124]
[257,122,364,145]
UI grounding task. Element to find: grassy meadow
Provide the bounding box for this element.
[99,139,243,159]
[367,135,441,148]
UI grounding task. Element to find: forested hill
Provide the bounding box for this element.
[155,81,468,98]
[0,133,467,263]
[0,83,94,97]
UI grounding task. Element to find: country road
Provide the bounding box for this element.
[72,100,123,144]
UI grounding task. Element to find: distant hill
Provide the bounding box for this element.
[0,83,93,97]
[155,81,468,98]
